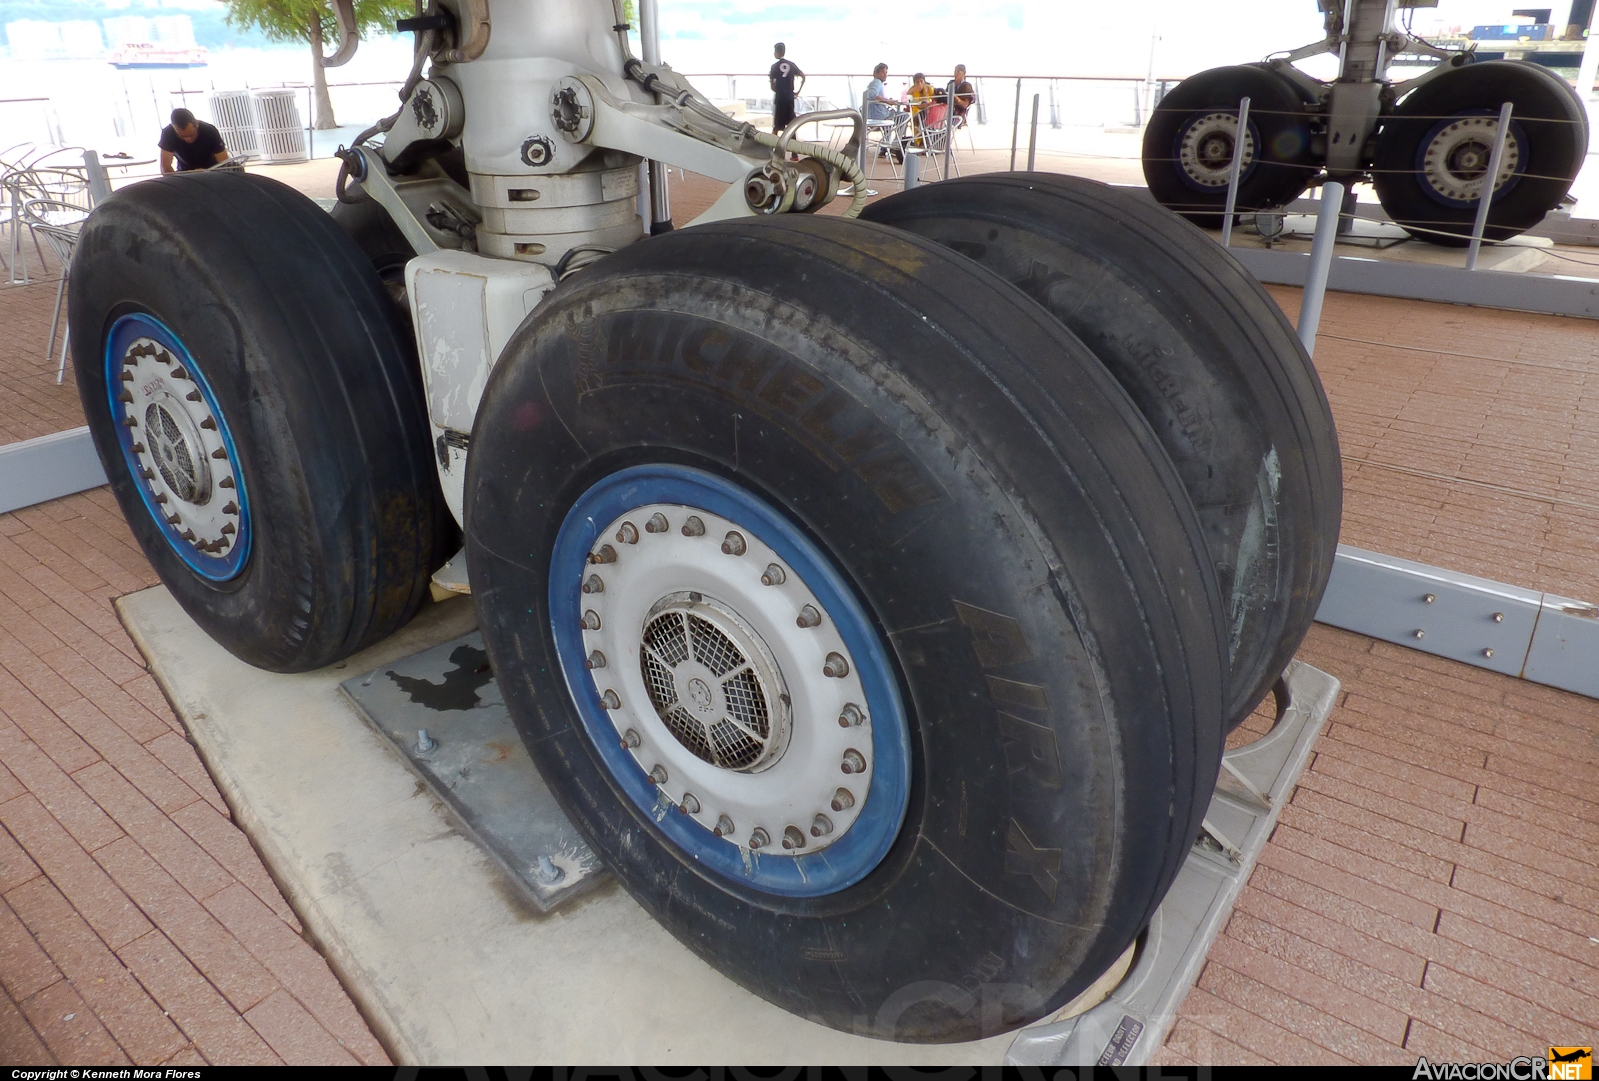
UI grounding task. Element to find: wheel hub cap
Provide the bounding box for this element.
[640,593,790,772]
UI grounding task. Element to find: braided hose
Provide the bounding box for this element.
[751,111,868,218]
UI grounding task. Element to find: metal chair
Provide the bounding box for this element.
[865,109,912,182]
[921,108,967,182]
[21,198,88,383]
[6,166,89,286]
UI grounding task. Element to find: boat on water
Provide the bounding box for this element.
[109,43,209,69]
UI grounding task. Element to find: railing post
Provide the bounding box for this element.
[943,80,954,181]
[1219,95,1250,247]
[1010,77,1022,171]
[1465,100,1514,272]
[1299,180,1344,357]
[1027,93,1040,172]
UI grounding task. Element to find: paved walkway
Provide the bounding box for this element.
[0,159,1593,1065]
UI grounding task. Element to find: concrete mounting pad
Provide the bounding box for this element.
[117,586,1015,1065]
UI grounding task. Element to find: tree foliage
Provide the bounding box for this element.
[223,0,410,48]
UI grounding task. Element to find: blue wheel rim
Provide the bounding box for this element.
[105,313,252,582]
[549,464,912,897]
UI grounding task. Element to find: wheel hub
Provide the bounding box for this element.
[1179,111,1254,188]
[111,329,248,574]
[578,503,873,855]
[1420,114,1521,205]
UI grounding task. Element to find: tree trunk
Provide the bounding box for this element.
[309,11,337,130]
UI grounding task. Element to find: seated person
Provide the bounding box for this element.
[864,63,895,122]
[950,65,977,124]
[907,72,937,136]
[159,108,228,173]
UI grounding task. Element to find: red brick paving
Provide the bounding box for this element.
[0,164,1596,1065]
[0,490,389,1066]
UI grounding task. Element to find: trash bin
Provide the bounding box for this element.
[250,89,309,164]
[207,90,260,158]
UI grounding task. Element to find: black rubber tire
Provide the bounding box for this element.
[69,172,453,672]
[863,173,1343,730]
[1373,60,1586,245]
[465,215,1228,1041]
[1143,63,1318,228]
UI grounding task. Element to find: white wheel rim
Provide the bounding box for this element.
[1179,111,1255,189]
[1420,115,1522,204]
[118,337,242,557]
[579,503,872,855]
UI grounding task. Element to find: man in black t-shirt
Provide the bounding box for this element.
[769,42,806,134]
[158,108,228,173]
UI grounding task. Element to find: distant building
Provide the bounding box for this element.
[104,13,196,47]
[4,19,106,60]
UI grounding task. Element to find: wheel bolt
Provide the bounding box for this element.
[748,826,770,849]
[823,652,849,678]
[714,814,735,837]
[617,522,639,544]
[782,825,806,850]
[831,788,855,811]
[582,575,604,594]
[621,728,641,749]
[761,564,786,586]
[586,650,606,669]
[680,792,701,815]
[589,544,617,564]
[582,610,601,630]
[811,813,833,837]
[796,605,822,628]
[681,516,705,537]
[838,703,864,728]
[721,531,746,556]
[648,764,668,785]
[645,512,669,534]
[841,749,865,774]
[600,690,621,710]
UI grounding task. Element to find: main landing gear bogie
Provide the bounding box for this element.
[71,170,1343,1044]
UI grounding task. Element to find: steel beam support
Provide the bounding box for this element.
[1316,544,1599,699]
[0,428,108,515]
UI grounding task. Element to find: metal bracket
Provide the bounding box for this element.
[345,147,479,256]
[339,631,607,912]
